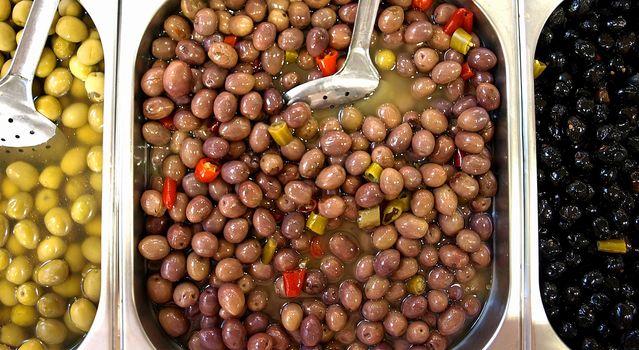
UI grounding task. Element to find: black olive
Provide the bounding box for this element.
[611,303,634,330]
[545,261,568,280]
[540,236,563,260]
[573,39,597,61]
[565,250,583,268]
[611,208,630,230]
[549,167,570,187]
[547,6,567,28]
[577,303,597,328]
[565,285,583,305]
[604,255,625,274]
[592,216,612,239]
[590,293,611,312]
[542,282,560,305]
[597,144,628,164]
[582,270,605,291]
[567,180,590,201]
[574,151,594,172]
[596,322,611,339]
[559,321,579,339]
[566,116,587,143]
[607,16,628,32]
[576,97,595,116]
[581,338,603,350]
[598,32,616,52]
[623,330,639,350]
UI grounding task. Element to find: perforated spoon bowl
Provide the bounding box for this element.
[284,0,382,110]
[0,0,65,163]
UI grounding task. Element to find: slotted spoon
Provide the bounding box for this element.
[0,0,65,163]
[284,0,381,110]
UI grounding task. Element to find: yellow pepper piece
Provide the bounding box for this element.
[406,274,427,295]
[306,212,328,235]
[364,162,383,183]
[358,206,380,229]
[262,237,277,264]
[285,50,298,63]
[268,121,294,146]
[382,193,411,225]
[597,239,627,254]
[533,59,547,79]
[450,28,474,55]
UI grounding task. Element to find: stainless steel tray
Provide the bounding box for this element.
[116,0,523,348]
[520,0,570,349]
[71,1,118,349]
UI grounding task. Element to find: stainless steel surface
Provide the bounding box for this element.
[284,0,381,110]
[117,1,523,349]
[73,1,119,349]
[0,0,63,158]
[519,0,569,349]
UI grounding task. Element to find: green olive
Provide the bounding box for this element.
[0,57,10,78]
[10,304,36,327]
[6,161,39,192]
[70,77,88,99]
[38,166,63,190]
[18,338,46,350]
[5,256,33,285]
[85,72,104,102]
[5,192,33,220]
[89,173,102,192]
[85,215,101,237]
[5,236,26,256]
[69,55,93,81]
[55,16,88,43]
[43,67,72,97]
[0,0,10,21]
[36,293,65,318]
[35,188,59,214]
[0,214,8,246]
[13,219,40,250]
[86,146,102,173]
[1,176,19,199]
[64,175,89,202]
[69,297,96,332]
[81,236,100,264]
[76,124,102,145]
[60,147,88,176]
[35,318,67,345]
[44,207,72,236]
[35,48,57,78]
[61,101,88,128]
[63,309,82,334]
[36,236,67,262]
[58,0,82,17]
[0,280,17,306]
[0,22,16,52]
[0,323,27,347]
[11,1,31,27]
[81,268,100,303]
[0,249,10,270]
[70,194,96,225]
[64,243,85,273]
[77,38,103,66]
[87,103,103,133]
[35,259,69,287]
[51,35,75,59]
[51,273,80,298]
[35,95,62,121]
[15,282,40,306]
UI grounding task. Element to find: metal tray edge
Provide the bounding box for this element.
[520,0,571,349]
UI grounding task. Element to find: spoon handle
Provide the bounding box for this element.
[8,0,60,81]
[348,0,382,53]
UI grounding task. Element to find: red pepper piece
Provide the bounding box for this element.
[283,268,306,297]
[224,35,237,46]
[195,158,221,183]
[310,236,324,258]
[461,62,475,80]
[210,121,221,135]
[315,48,339,77]
[271,209,284,223]
[454,149,466,168]
[299,199,317,214]
[159,116,176,131]
[462,10,474,33]
[162,177,177,209]
[412,0,433,11]
[444,8,473,35]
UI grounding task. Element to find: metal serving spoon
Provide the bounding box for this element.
[0,0,64,162]
[284,0,382,110]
